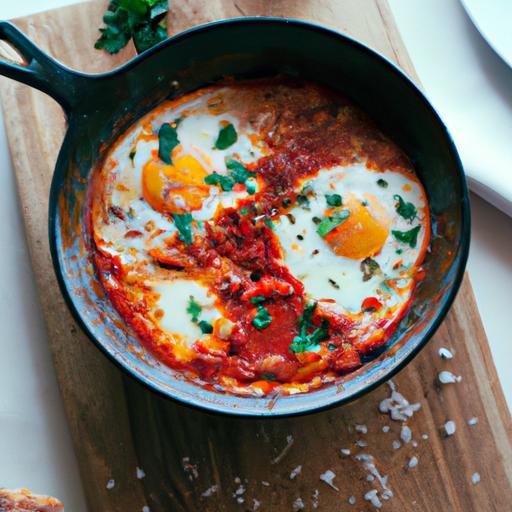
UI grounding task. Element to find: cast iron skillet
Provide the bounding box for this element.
[0,18,470,416]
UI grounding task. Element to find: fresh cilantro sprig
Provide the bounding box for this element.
[394,194,417,221]
[158,120,180,164]
[325,193,342,207]
[204,157,256,191]
[392,225,421,248]
[186,297,214,334]
[289,302,329,353]
[316,209,350,238]
[95,0,168,55]
[252,304,272,330]
[214,123,237,149]
[172,213,193,245]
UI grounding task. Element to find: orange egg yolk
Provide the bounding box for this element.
[324,194,390,259]
[142,153,210,214]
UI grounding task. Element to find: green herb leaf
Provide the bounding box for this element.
[246,182,256,195]
[186,296,201,323]
[289,302,329,353]
[204,172,235,191]
[316,210,350,238]
[198,320,213,334]
[264,217,275,230]
[214,123,237,150]
[253,304,272,330]
[392,225,421,248]
[172,213,193,245]
[394,194,417,221]
[250,296,266,304]
[261,373,276,381]
[95,0,168,54]
[360,257,380,282]
[158,121,180,164]
[377,178,388,188]
[225,157,256,183]
[325,193,342,207]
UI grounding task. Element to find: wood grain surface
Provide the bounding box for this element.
[0,1,511,510]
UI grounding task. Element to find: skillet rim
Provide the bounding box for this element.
[48,16,471,417]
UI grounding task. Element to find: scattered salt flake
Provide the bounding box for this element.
[412,441,418,448]
[468,417,478,426]
[421,433,429,440]
[392,440,401,450]
[252,498,261,511]
[271,434,294,464]
[320,470,339,491]
[355,454,393,499]
[379,381,421,422]
[233,485,246,497]
[201,485,218,498]
[348,495,356,505]
[438,371,462,384]
[382,425,390,433]
[340,448,351,456]
[438,347,453,359]
[234,476,241,484]
[471,472,481,485]
[290,465,302,480]
[182,457,199,481]
[261,481,270,487]
[443,420,456,436]
[364,489,382,509]
[400,425,412,444]
[367,474,375,482]
[292,497,305,511]
[355,424,368,434]
[312,489,319,509]
[236,497,244,504]
[408,456,418,469]
[106,479,115,490]
[136,467,145,480]
[142,506,150,512]
[356,439,368,448]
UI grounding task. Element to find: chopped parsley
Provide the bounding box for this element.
[377,178,388,188]
[360,257,380,282]
[246,181,256,195]
[252,304,272,330]
[392,225,421,248]
[186,296,201,323]
[325,193,342,207]
[394,194,417,221]
[316,210,350,238]
[198,320,213,334]
[129,148,136,160]
[204,157,255,191]
[250,295,266,304]
[289,302,329,353]
[261,373,276,381]
[95,0,168,54]
[240,207,249,215]
[171,213,193,245]
[158,121,180,164]
[264,217,275,230]
[214,123,237,149]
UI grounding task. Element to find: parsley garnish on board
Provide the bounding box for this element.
[204,157,255,191]
[95,0,168,54]
[172,213,193,245]
[392,225,421,248]
[377,178,388,188]
[158,121,180,164]
[289,302,329,353]
[316,209,350,238]
[394,194,417,221]
[214,123,238,150]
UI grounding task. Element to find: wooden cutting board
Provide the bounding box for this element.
[1,1,511,510]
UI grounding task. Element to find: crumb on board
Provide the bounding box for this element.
[468,417,478,426]
[438,347,454,359]
[292,497,305,511]
[201,485,218,498]
[471,472,481,485]
[136,467,145,480]
[319,470,339,491]
[106,479,115,490]
[271,435,295,464]
[290,465,302,480]
[443,420,456,437]
[438,371,462,384]
[408,456,418,469]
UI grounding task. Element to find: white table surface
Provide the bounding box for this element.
[0,0,510,509]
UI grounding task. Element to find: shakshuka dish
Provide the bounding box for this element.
[89,79,430,396]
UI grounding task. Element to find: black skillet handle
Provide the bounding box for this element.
[0,21,89,115]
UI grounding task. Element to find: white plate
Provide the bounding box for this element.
[461,0,512,68]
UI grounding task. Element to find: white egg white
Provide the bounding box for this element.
[273,163,428,314]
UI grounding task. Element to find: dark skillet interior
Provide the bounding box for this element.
[50,18,469,416]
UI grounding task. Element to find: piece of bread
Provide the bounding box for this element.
[0,488,64,512]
